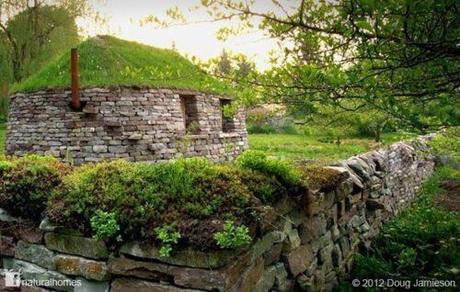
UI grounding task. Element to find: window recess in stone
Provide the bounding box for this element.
[180,95,200,134]
[220,99,235,133]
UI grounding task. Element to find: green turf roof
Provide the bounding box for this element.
[10,35,232,95]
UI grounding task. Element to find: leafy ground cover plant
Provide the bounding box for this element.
[214,220,251,249]
[155,225,182,257]
[90,210,120,241]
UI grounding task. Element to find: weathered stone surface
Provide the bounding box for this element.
[108,256,169,281]
[274,262,289,291]
[15,241,55,269]
[74,277,110,292]
[263,243,283,266]
[297,274,315,291]
[0,235,15,256]
[6,88,248,165]
[45,233,108,260]
[120,242,239,268]
[39,217,58,232]
[299,213,327,244]
[253,264,277,292]
[54,254,109,281]
[109,256,223,290]
[109,253,250,291]
[250,231,284,261]
[0,208,21,223]
[83,105,99,114]
[283,228,301,252]
[283,245,314,276]
[6,259,74,291]
[18,227,43,244]
[231,257,264,292]
[332,244,343,267]
[110,278,198,292]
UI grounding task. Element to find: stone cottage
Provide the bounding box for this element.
[5,36,248,165]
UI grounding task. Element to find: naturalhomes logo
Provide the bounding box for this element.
[2,269,82,289]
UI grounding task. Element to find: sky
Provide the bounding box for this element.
[77,0,287,70]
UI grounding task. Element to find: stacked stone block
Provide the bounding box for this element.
[6,87,248,165]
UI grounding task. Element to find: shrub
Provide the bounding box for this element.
[90,210,120,241]
[214,220,252,249]
[236,150,302,187]
[48,158,259,250]
[0,155,70,221]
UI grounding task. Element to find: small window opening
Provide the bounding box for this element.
[220,99,235,132]
[180,95,200,134]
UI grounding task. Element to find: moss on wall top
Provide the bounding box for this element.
[10,35,232,95]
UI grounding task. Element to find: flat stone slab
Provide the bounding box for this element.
[5,259,75,291]
[45,233,108,260]
[15,240,55,269]
[120,242,240,268]
[110,278,199,292]
[54,254,110,281]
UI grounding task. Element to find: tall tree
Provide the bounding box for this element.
[150,0,460,130]
[0,0,90,82]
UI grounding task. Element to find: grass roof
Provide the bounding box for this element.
[10,35,232,95]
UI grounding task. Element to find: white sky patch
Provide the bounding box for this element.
[76,0,294,71]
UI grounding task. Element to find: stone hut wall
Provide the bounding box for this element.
[6,87,248,164]
[0,136,435,291]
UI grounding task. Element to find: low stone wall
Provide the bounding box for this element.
[6,87,248,165]
[0,136,435,291]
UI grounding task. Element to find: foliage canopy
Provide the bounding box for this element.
[152,0,460,130]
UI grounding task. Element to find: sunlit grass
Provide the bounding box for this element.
[248,132,418,163]
[10,35,232,95]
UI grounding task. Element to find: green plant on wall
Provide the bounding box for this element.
[155,225,181,257]
[214,220,251,249]
[90,210,120,241]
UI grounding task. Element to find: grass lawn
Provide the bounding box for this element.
[248,132,417,163]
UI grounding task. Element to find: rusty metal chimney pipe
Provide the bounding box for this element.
[70,48,81,110]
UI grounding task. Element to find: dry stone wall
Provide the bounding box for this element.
[6,87,247,164]
[0,136,435,291]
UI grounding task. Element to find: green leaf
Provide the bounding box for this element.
[356,20,373,32]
